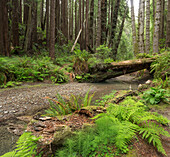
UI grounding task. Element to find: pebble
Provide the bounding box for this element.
[4,111,9,114]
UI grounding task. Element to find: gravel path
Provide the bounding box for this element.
[0,82,97,122]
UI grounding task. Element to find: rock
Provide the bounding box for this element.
[34,127,43,131]
[145,80,152,85]
[39,117,52,121]
[4,111,8,114]
[138,84,148,90]
[34,122,46,128]
[17,116,33,123]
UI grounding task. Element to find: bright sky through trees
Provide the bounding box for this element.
[128,0,139,17]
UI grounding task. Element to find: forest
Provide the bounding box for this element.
[0,0,170,157]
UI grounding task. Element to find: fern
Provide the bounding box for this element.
[93,97,169,155]
[2,132,41,157]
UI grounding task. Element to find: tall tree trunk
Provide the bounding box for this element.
[96,0,101,47]
[79,0,82,49]
[12,0,19,47]
[0,0,3,55]
[19,0,22,23]
[113,7,128,60]
[89,0,94,48]
[24,0,29,25]
[32,0,37,44]
[145,0,150,53]
[160,0,165,41]
[110,0,121,48]
[71,0,74,40]
[138,0,141,50]
[139,0,145,53]
[131,0,138,55]
[46,0,50,48]
[0,0,10,56]
[24,3,33,52]
[49,0,55,59]
[85,0,89,50]
[75,0,78,39]
[82,0,85,49]
[153,0,155,21]
[153,0,161,53]
[101,0,107,44]
[65,0,68,43]
[40,0,45,31]
[166,0,170,47]
[69,0,72,40]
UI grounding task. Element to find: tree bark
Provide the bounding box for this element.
[113,7,128,60]
[32,0,37,44]
[110,0,121,48]
[49,0,55,59]
[40,0,45,31]
[160,0,165,41]
[131,0,138,55]
[24,0,29,25]
[12,0,19,47]
[79,0,82,49]
[153,0,161,53]
[46,0,50,48]
[75,0,78,39]
[96,0,101,47]
[145,0,150,53]
[89,0,94,48]
[69,0,72,40]
[101,0,107,44]
[166,0,170,47]
[19,0,22,23]
[139,0,145,53]
[0,0,10,56]
[24,4,33,52]
[85,0,89,50]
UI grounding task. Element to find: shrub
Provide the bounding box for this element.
[2,132,41,157]
[143,87,169,105]
[56,98,169,156]
[151,51,170,79]
[44,89,95,117]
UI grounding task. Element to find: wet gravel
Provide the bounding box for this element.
[0,82,97,122]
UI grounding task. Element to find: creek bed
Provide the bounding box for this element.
[0,74,150,155]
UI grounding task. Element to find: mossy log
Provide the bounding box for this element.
[86,58,155,82]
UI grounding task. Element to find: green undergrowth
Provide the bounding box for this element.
[44,89,95,116]
[0,56,70,88]
[55,97,169,156]
[1,132,41,157]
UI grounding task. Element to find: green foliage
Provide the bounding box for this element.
[95,90,117,106]
[143,87,169,105]
[93,97,169,155]
[0,81,22,88]
[55,97,169,156]
[104,58,115,63]
[44,89,95,117]
[151,51,170,79]
[136,53,153,59]
[96,45,112,59]
[2,132,41,157]
[0,56,68,87]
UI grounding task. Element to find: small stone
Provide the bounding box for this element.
[34,127,43,131]
[145,80,152,85]
[4,111,9,114]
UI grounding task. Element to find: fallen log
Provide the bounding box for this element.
[85,58,155,82]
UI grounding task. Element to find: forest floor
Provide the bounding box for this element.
[0,75,169,156]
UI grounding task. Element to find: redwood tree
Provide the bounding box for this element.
[12,0,19,47]
[166,0,170,47]
[49,0,55,59]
